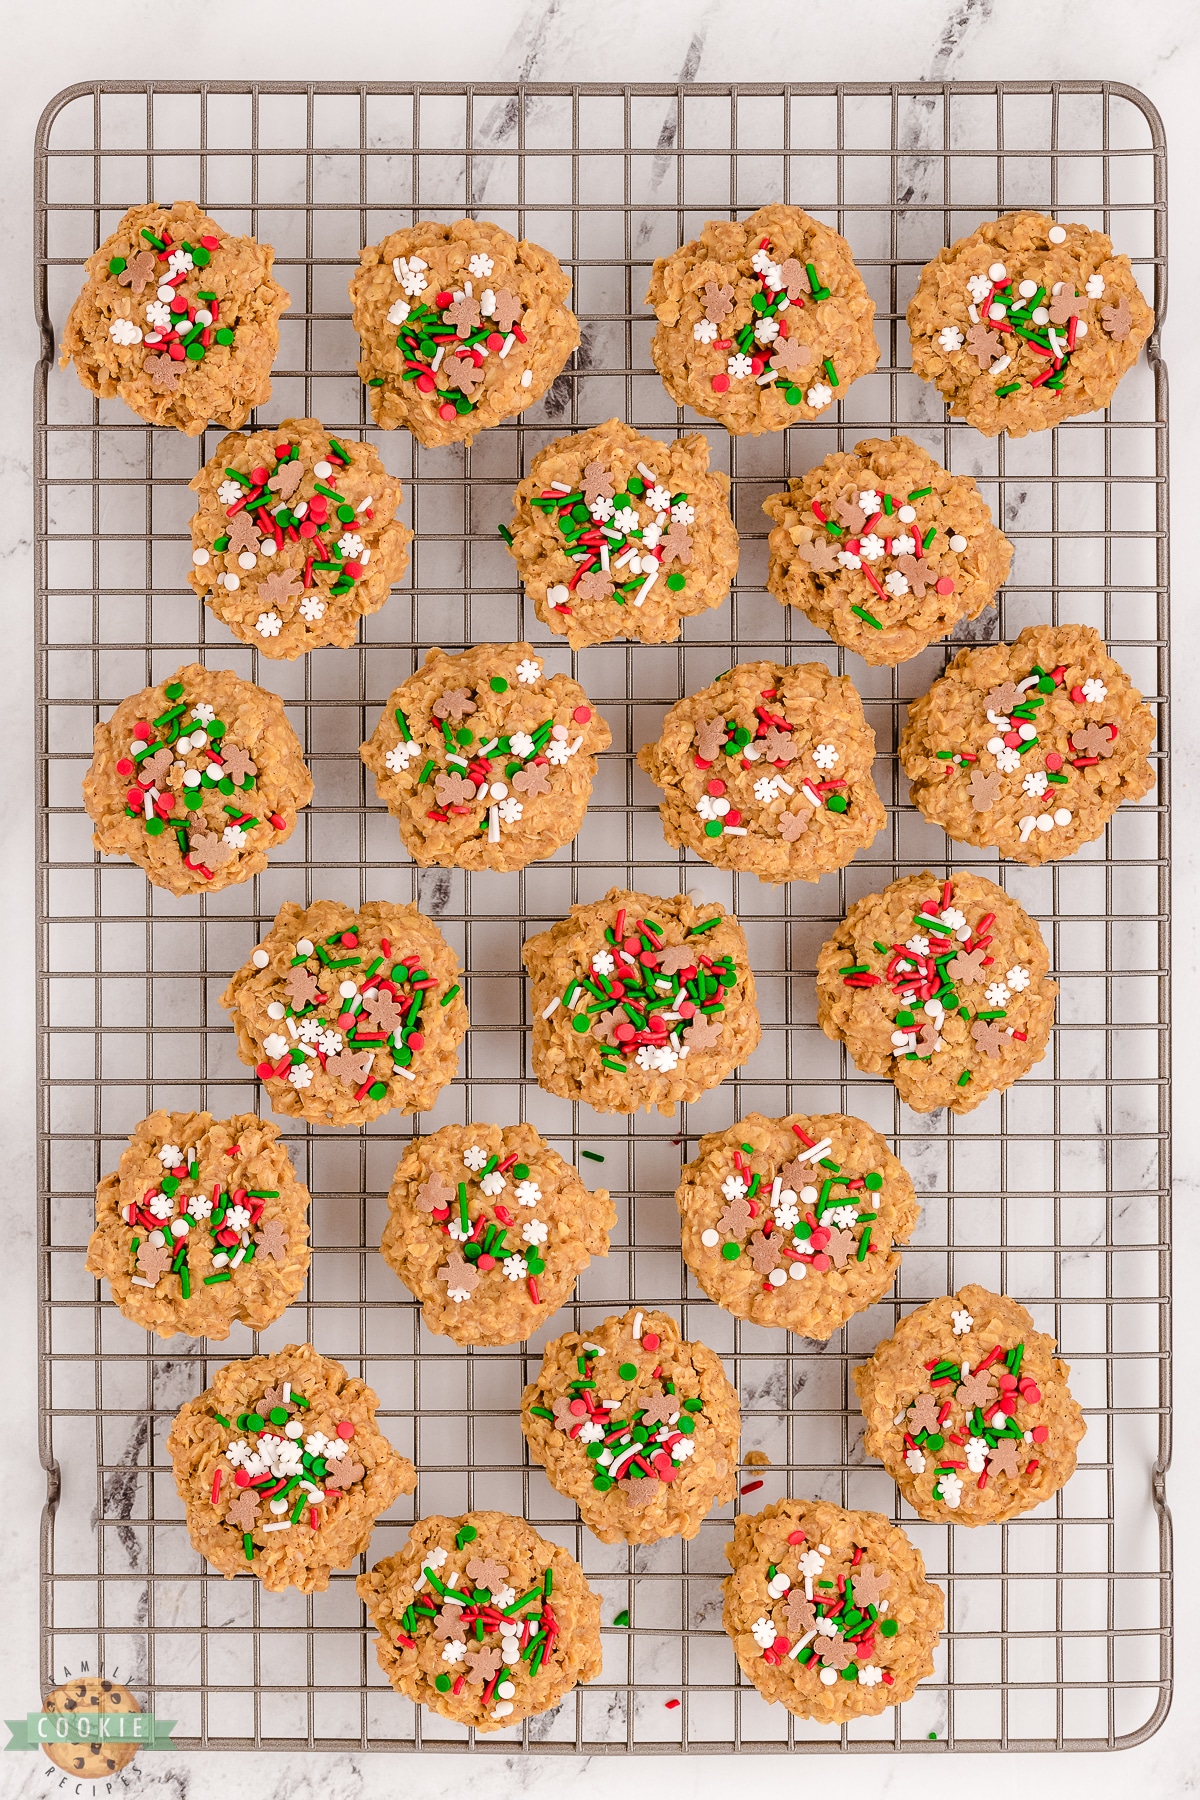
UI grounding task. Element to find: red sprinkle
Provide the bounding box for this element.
[740,1479,764,1495]
[211,1468,222,1504]
[711,373,730,393]
[573,706,592,723]
[336,1420,355,1440]
[665,1698,680,1710]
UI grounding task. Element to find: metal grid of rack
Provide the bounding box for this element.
[34,80,1170,1753]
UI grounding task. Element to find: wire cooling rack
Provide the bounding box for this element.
[33,80,1169,1755]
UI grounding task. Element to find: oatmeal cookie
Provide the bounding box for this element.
[521,1308,739,1544]
[87,1110,310,1341]
[220,899,468,1126]
[646,203,878,433]
[637,660,885,883]
[167,1343,416,1593]
[815,870,1057,1115]
[360,1511,601,1731]
[854,1285,1087,1525]
[763,436,1013,665]
[82,663,311,896]
[350,220,579,446]
[40,1679,142,1776]
[676,1113,918,1339]
[59,201,288,436]
[381,1123,615,1346]
[908,211,1153,437]
[723,1497,943,1721]
[504,417,738,648]
[187,418,412,657]
[899,624,1156,864]
[361,643,610,871]
[523,887,761,1117]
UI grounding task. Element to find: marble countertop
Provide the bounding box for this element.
[3,2,1197,1795]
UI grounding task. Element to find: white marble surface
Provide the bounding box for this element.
[2,1,1198,1794]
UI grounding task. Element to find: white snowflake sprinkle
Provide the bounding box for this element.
[937,1472,964,1509]
[589,494,615,522]
[521,1219,548,1246]
[256,611,283,638]
[468,253,495,278]
[806,382,833,409]
[1081,678,1108,703]
[906,935,931,956]
[1085,273,1106,299]
[905,1444,927,1476]
[727,352,754,380]
[166,249,194,277]
[938,325,965,353]
[384,740,421,773]
[288,1063,312,1089]
[984,983,1010,1007]
[967,273,993,304]
[994,746,1021,775]
[837,549,862,571]
[442,1639,467,1664]
[144,300,171,329]
[1022,770,1049,799]
[965,1436,989,1474]
[394,256,428,296]
[751,1615,777,1649]
[812,743,839,771]
[217,480,244,506]
[940,908,965,930]
[544,738,573,766]
[885,569,910,596]
[952,1307,975,1335]
[386,298,410,326]
[858,1666,884,1687]
[859,533,886,562]
[824,1204,859,1230]
[480,1171,506,1197]
[497,797,523,825]
[693,317,719,345]
[753,776,782,804]
[504,1255,529,1282]
[753,316,780,345]
[514,1180,541,1208]
[516,659,542,685]
[751,248,775,275]
[670,502,695,525]
[1006,965,1031,991]
[645,485,672,513]
[337,533,364,559]
[109,317,143,346]
[721,1174,748,1202]
[507,731,536,761]
[773,1197,800,1229]
[222,825,248,849]
[462,1145,489,1172]
[611,506,639,533]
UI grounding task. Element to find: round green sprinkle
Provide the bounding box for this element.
[165,682,184,700]
[926,1433,944,1452]
[185,342,206,362]
[842,1662,858,1682]
[593,1474,613,1492]
[865,1171,883,1191]
[490,677,509,693]
[146,817,165,836]
[183,790,204,810]
[618,1362,638,1381]
[108,256,127,275]
[570,504,589,522]
[514,1163,530,1180]
[269,1406,289,1426]
[246,1412,265,1432]
[721,1243,741,1261]
[192,246,211,267]
[456,729,473,746]
[454,395,473,415]
[666,572,686,591]
[626,476,645,495]
[336,504,355,523]
[826,793,849,814]
[215,327,235,346]
[435,1673,452,1692]
[525,1253,545,1274]
[572,1014,591,1034]
[703,820,723,838]
[458,1526,477,1544]
[881,1618,899,1637]
[785,385,803,405]
[394,1045,413,1066]
[368,1081,388,1099]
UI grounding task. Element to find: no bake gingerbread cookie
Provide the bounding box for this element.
[381,1123,615,1346]
[763,436,1013,666]
[350,220,578,446]
[187,419,412,657]
[360,643,610,871]
[637,660,885,882]
[167,1343,416,1593]
[907,211,1153,437]
[899,624,1156,864]
[815,870,1057,1115]
[646,204,878,433]
[87,1110,310,1341]
[853,1285,1086,1525]
[522,888,761,1117]
[220,899,468,1126]
[82,663,311,896]
[504,418,738,648]
[60,201,288,435]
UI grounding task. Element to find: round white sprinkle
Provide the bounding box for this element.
[296,938,314,956]
[700,1228,720,1248]
[253,949,270,968]
[149,1229,166,1247]
[156,284,175,304]
[1054,808,1072,826]
[313,460,333,479]
[1018,279,1038,298]
[1018,723,1037,741]
[171,1218,189,1238]
[949,534,968,553]
[988,303,1007,321]
[1037,814,1055,833]
[270,1498,288,1515]
[768,1267,789,1287]
[339,980,358,998]
[1048,225,1067,244]
[285,1421,304,1438]
[897,504,916,524]
[820,1667,838,1686]
[260,539,276,555]
[182,770,201,788]
[192,547,210,565]
[712,797,730,818]
[498,1681,516,1700]
[223,573,240,592]
[1076,320,1089,338]
[789,1261,807,1281]
[267,1001,286,1020]
[988,261,1008,281]
[1032,306,1050,325]
[238,551,257,570]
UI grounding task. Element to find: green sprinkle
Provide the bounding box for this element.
[857,1230,871,1262]
[243,1532,255,1561]
[213,1412,231,1429]
[498,523,513,544]
[721,1243,740,1261]
[957,1070,972,1087]
[613,1610,630,1627]
[850,604,883,629]
[204,1271,233,1285]
[996,382,1021,397]
[582,1150,604,1162]
[687,916,721,936]
[823,358,839,387]
[456,1525,478,1548]
[435,1673,452,1692]
[440,984,460,1007]
[618,1362,638,1381]
[666,571,686,591]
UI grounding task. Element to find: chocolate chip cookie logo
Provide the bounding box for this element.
[5,1670,175,1789]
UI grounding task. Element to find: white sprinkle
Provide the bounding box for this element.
[296,938,314,956]
[700,1228,720,1248]
[949,534,968,553]
[520,369,533,387]
[541,996,562,1019]
[488,804,500,844]
[191,547,210,566]
[252,949,270,968]
[632,1311,643,1341]
[1054,808,1072,826]
[1048,224,1067,244]
[789,1630,817,1659]
[498,333,516,360]
[991,355,1012,374]
[283,1383,291,1402]
[357,494,373,513]
[988,261,1008,280]
[286,1017,299,1040]
[130,1276,158,1289]
[633,567,659,609]
[722,825,748,835]
[430,347,444,373]
[394,1065,416,1082]
[261,1521,291,1533]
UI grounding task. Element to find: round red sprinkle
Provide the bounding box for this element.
[1003,730,1021,748]
[125,788,143,810]
[436,291,453,307]
[133,722,152,741]
[1045,752,1063,771]
[255,1061,274,1079]
[1024,1385,1043,1406]
[725,809,742,827]
[415,372,436,393]
[711,373,730,393]
[811,1253,831,1272]
[486,332,504,351]
[809,1227,830,1250]
[439,402,457,420]
[935,576,956,595]
[573,706,592,723]
[158,793,175,812]
[1070,685,1085,704]
[343,561,363,579]
[234,1469,250,1488]
[336,1421,355,1440]
[615,1023,636,1042]
[341,932,358,947]
[569,1398,588,1416]
[408,1032,425,1051]
[298,520,317,538]
[477,1253,496,1271]
[694,756,713,769]
[677,999,696,1018]
[787,1530,806,1545]
[115,757,134,776]
[200,235,220,251]
[624,937,641,953]
[1032,1423,1049,1443]
[167,343,185,360]
[706,779,726,796]
[250,466,269,486]
[641,1332,660,1352]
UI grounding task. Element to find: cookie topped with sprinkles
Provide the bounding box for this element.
[522,1307,739,1545]
[907,211,1153,437]
[854,1286,1087,1525]
[360,643,611,872]
[220,899,468,1127]
[349,220,579,446]
[723,1497,944,1722]
[87,1110,310,1341]
[380,1123,616,1347]
[82,663,312,896]
[359,1511,602,1732]
[645,203,879,433]
[504,418,739,648]
[167,1343,416,1593]
[59,200,289,436]
[676,1113,918,1341]
[522,887,762,1117]
[637,660,885,882]
[899,623,1157,864]
[188,418,413,658]
[816,870,1057,1115]
[763,436,1014,666]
